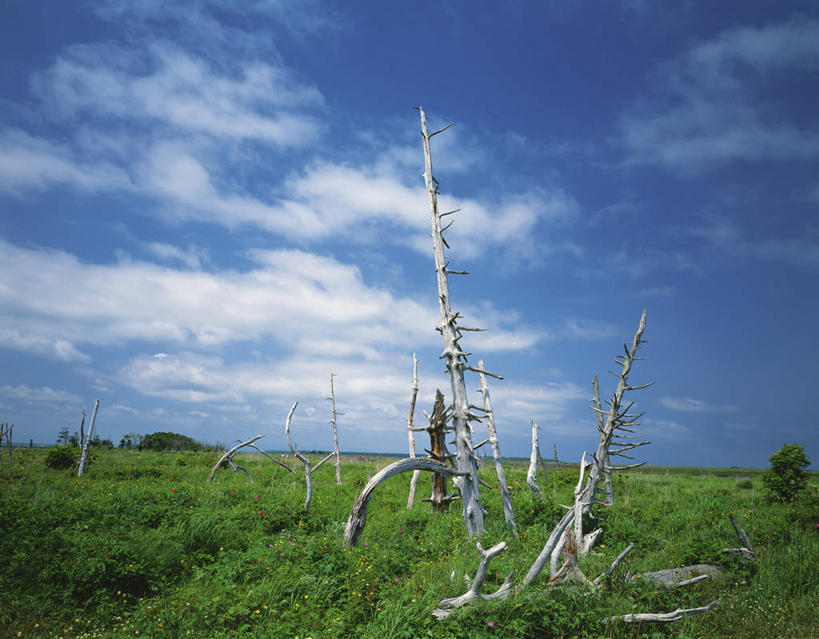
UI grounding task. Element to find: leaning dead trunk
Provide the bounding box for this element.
[419,106,488,537]
[77,400,99,477]
[477,361,516,533]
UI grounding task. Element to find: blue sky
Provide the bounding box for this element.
[1,1,816,467]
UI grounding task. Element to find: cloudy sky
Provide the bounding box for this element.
[1,1,816,467]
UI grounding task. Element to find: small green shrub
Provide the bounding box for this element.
[44,445,79,470]
[762,442,810,502]
[737,479,753,490]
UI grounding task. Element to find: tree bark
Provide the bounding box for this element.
[427,390,454,512]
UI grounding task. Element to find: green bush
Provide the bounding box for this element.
[44,445,79,470]
[762,442,810,502]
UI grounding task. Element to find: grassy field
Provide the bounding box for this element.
[1,447,817,638]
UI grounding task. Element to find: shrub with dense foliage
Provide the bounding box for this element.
[44,444,79,469]
[762,442,811,502]
[138,431,214,452]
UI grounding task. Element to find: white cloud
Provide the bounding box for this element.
[0,384,81,404]
[33,42,323,146]
[660,396,738,413]
[620,19,819,172]
[0,239,542,362]
[0,129,132,195]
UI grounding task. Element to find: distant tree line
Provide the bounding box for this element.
[56,428,218,452]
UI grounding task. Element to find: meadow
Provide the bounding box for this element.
[1,447,817,638]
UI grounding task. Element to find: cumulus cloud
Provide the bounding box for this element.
[660,396,738,413]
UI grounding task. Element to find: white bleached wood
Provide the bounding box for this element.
[592,542,634,588]
[344,456,469,546]
[242,442,294,473]
[520,508,575,589]
[208,433,266,482]
[527,421,542,496]
[418,106,484,537]
[602,600,719,624]
[432,542,513,619]
[477,361,516,533]
[77,399,99,477]
[592,376,613,505]
[329,373,342,486]
[407,354,422,509]
[722,512,755,560]
[285,401,331,512]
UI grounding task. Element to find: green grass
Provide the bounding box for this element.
[1,448,817,638]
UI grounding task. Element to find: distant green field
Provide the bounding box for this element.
[1,447,817,638]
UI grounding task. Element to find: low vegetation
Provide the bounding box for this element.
[1,447,817,638]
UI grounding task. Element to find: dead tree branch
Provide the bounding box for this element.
[527,421,543,496]
[208,433,266,481]
[432,542,513,619]
[285,401,332,512]
[602,600,719,624]
[328,373,342,486]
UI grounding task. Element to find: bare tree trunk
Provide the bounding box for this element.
[553,442,561,470]
[477,361,516,533]
[329,373,342,485]
[77,400,99,477]
[427,390,455,512]
[527,422,542,496]
[0,423,12,463]
[78,410,86,449]
[418,106,486,537]
[592,376,613,505]
[407,354,422,509]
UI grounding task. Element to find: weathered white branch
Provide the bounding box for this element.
[77,399,99,477]
[520,508,575,590]
[344,456,468,546]
[419,106,485,537]
[285,401,330,512]
[432,542,513,619]
[602,600,719,624]
[228,458,254,483]
[208,433,266,482]
[243,443,294,473]
[477,360,516,533]
[592,542,634,587]
[407,354,422,509]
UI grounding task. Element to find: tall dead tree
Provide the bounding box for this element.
[328,373,343,486]
[419,105,492,537]
[407,354,423,509]
[592,375,614,504]
[77,400,99,477]
[344,106,499,545]
[477,361,516,533]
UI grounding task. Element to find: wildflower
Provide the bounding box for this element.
[487,620,494,627]
[255,495,260,500]
[260,510,265,516]
[399,529,404,533]
[171,489,176,493]
[255,610,260,614]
